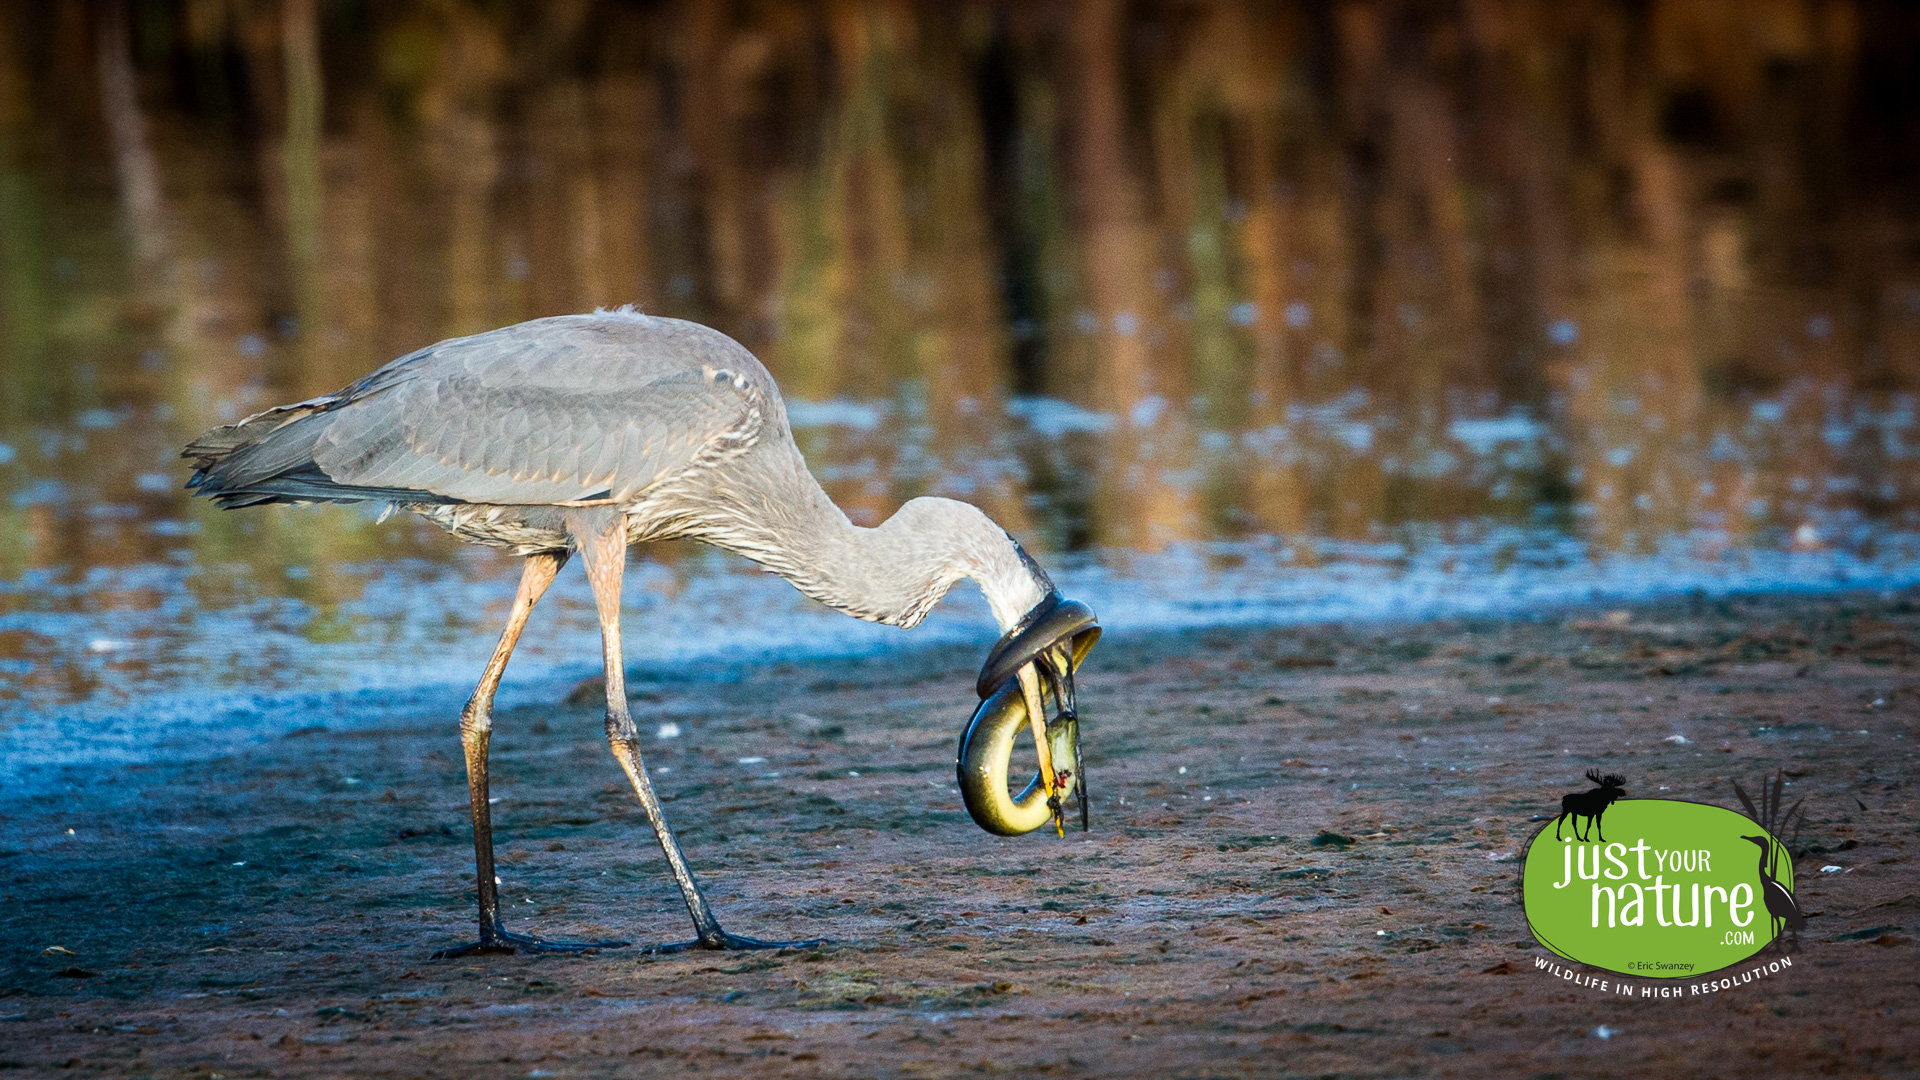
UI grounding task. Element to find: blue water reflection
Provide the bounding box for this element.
[3,2,1920,768]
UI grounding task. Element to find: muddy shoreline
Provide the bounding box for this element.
[2,591,1916,1077]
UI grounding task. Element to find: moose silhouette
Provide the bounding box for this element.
[1553,769,1626,842]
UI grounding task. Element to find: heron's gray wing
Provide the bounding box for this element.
[311,317,764,504]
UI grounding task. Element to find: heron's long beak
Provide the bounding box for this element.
[956,594,1100,837]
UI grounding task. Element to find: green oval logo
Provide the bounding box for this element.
[1522,799,1795,978]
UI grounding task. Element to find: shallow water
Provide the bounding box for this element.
[4,3,1920,770]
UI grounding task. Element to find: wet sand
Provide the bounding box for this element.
[2,591,1916,1078]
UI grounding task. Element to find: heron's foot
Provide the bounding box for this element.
[432,925,630,959]
[638,930,826,955]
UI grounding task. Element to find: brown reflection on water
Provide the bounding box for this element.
[2,0,1920,699]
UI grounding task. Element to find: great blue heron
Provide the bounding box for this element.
[183,309,1100,956]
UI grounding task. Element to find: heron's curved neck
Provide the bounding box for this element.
[703,453,1046,631]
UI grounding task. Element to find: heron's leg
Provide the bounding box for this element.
[434,552,628,958]
[569,508,822,954]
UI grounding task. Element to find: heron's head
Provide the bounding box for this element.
[955,587,1102,837]
[882,501,1101,836]
[1740,834,1770,849]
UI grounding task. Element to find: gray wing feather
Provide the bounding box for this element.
[312,315,766,503]
[192,312,771,507]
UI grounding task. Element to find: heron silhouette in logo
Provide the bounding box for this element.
[1741,835,1806,949]
[1733,770,1808,951]
[1553,770,1625,842]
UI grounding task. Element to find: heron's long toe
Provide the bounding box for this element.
[637,930,827,955]
[432,924,630,958]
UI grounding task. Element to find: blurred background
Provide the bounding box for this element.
[4,1,1920,743]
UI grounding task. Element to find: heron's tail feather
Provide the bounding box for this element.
[183,400,454,509]
[182,397,331,477]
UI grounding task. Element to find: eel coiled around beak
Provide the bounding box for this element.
[956,592,1101,836]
